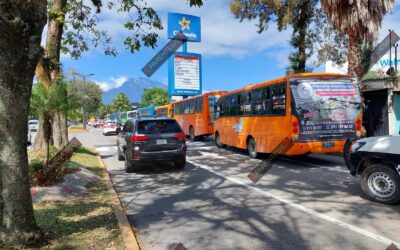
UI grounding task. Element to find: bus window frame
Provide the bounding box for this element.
[216,82,287,119]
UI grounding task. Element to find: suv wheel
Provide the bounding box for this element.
[125,152,140,173]
[215,133,226,148]
[247,137,258,159]
[189,126,195,141]
[360,163,400,205]
[175,159,186,169]
[117,147,124,161]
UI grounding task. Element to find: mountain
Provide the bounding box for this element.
[102,77,167,104]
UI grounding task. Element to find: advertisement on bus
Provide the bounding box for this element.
[290,78,361,141]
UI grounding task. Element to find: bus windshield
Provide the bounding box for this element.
[290,78,361,141]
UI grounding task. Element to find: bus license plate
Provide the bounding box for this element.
[156,139,167,145]
[322,142,335,148]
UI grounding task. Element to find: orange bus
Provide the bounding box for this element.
[155,104,173,117]
[213,73,362,158]
[173,91,226,141]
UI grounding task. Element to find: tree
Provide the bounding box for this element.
[34,0,165,150]
[110,93,132,112]
[230,0,318,73]
[0,0,47,245]
[31,82,69,165]
[67,79,102,127]
[140,88,169,108]
[96,103,112,119]
[230,0,350,73]
[321,0,395,77]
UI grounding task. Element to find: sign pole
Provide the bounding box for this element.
[182,40,187,53]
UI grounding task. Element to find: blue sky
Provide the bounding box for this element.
[61,0,400,93]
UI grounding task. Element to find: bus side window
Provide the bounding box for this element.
[184,101,189,114]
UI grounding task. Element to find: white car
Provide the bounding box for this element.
[28,119,39,133]
[102,121,121,135]
[346,136,400,205]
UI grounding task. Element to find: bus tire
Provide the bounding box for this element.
[189,126,196,141]
[247,137,258,159]
[215,132,226,148]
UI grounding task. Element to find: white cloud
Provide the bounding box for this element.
[95,0,292,58]
[95,76,128,91]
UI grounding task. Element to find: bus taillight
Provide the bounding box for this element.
[355,114,363,137]
[292,117,299,140]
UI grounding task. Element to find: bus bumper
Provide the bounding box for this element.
[285,140,347,155]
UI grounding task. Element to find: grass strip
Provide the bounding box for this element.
[1,146,126,249]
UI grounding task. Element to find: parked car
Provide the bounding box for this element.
[117,117,187,173]
[102,121,120,135]
[28,119,39,133]
[27,133,32,145]
[344,136,400,205]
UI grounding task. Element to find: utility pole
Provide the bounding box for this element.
[72,72,95,130]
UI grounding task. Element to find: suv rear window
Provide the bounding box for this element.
[138,120,182,134]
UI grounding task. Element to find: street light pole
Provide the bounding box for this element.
[72,72,94,130]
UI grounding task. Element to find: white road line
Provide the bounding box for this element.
[189,160,400,247]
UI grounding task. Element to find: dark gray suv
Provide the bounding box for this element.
[117,117,187,173]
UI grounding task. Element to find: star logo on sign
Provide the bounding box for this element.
[179,17,190,31]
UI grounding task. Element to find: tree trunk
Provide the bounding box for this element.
[347,33,362,77]
[0,0,47,245]
[60,112,69,147]
[34,0,68,151]
[52,112,62,149]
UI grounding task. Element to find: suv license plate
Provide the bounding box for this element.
[322,141,335,148]
[156,139,167,145]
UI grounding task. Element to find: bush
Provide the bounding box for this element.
[29,159,44,179]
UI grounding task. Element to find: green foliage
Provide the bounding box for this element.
[110,93,132,112]
[67,79,102,114]
[95,103,112,119]
[230,0,348,72]
[30,81,69,118]
[139,87,169,108]
[29,160,44,176]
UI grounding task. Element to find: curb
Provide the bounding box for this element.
[96,152,141,250]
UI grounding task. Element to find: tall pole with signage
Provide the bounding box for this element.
[167,13,202,100]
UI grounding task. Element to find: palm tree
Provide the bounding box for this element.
[321,0,395,77]
[30,82,68,165]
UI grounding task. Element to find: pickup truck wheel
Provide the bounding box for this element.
[360,163,400,205]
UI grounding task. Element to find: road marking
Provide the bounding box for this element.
[96,146,117,152]
[189,160,400,246]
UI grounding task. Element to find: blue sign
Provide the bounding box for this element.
[168,13,201,42]
[168,52,202,96]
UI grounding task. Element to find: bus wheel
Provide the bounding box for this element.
[189,126,196,141]
[215,133,226,148]
[247,138,258,159]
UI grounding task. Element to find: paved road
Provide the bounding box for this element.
[71,128,400,250]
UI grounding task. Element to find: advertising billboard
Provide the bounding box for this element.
[168,52,202,96]
[168,13,201,42]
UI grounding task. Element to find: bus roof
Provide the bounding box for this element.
[172,91,227,104]
[219,72,352,98]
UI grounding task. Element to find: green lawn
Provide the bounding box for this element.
[1,147,126,249]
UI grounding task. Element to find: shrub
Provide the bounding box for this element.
[29,159,44,178]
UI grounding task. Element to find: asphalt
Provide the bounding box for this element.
[70,128,400,250]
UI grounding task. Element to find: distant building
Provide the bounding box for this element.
[325,32,400,136]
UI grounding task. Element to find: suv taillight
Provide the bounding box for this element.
[175,133,186,139]
[130,135,148,142]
